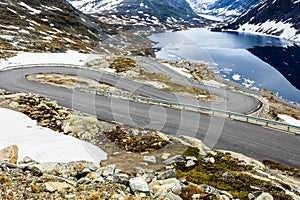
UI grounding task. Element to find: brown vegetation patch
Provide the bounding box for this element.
[109,57,136,73]
[104,127,170,153]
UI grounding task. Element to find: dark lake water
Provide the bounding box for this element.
[149,28,300,104]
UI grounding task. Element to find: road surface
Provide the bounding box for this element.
[0,65,299,168]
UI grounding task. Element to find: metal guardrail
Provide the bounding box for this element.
[1,63,82,71]
[77,86,300,134]
[1,63,300,134]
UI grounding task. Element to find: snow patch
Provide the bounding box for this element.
[18,2,42,15]
[0,51,96,69]
[0,108,107,163]
[162,63,192,78]
[232,74,241,81]
[278,114,300,127]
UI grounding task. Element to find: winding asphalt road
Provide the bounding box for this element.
[0,65,300,168]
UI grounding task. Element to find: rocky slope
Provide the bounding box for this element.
[0,0,115,58]
[223,0,300,42]
[68,0,203,26]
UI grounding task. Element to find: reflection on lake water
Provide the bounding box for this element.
[149,28,300,104]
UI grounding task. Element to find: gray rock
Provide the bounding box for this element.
[248,191,263,199]
[178,178,189,187]
[144,169,156,183]
[158,192,183,200]
[131,167,145,177]
[157,169,176,180]
[105,175,115,182]
[102,164,116,177]
[83,163,99,173]
[186,160,196,167]
[28,162,57,175]
[163,155,185,165]
[129,177,150,193]
[128,129,140,137]
[249,191,273,200]
[222,172,233,178]
[143,156,156,164]
[200,184,219,195]
[186,156,197,161]
[114,173,130,185]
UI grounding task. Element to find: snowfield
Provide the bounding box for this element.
[0,108,107,163]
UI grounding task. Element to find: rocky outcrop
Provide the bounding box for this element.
[10,94,71,132]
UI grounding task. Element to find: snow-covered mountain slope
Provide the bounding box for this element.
[223,0,300,42]
[186,0,216,13]
[186,0,261,20]
[68,0,202,26]
[0,0,113,58]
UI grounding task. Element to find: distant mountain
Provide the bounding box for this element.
[0,0,113,55]
[223,0,300,42]
[68,0,202,26]
[186,0,261,20]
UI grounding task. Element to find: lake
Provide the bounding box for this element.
[149,28,300,104]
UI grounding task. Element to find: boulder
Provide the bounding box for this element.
[28,162,57,175]
[102,164,116,177]
[163,155,185,165]
[114,173,130,185]
[248,191,273,200]
[129,177,150,193]
[0,145,19,164]
[157,169,176,180]
[143,156,156,164]
[44,182,74,192]
[199,184,219,196]
[149,178,181,195]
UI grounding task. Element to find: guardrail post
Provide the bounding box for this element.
[287,127,290,132]
[228,114,231,119]
[266,122,269,127]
